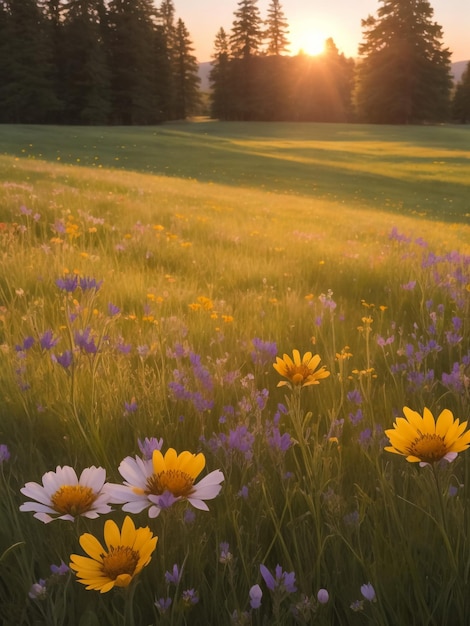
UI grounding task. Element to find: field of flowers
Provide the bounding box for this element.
[0,127,470,626]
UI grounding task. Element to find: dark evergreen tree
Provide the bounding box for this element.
[355,0,452,124]
[155,0,177,119]
[209,28,232,119]
[172,18,201,119]
[229,0,264,120]
[264,0,290,56]
[0,0,59,122]
[452,62,470,123]
[61,0,110,124]
[107,0,160,124]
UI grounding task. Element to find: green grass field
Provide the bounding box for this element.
[0,122,469,625]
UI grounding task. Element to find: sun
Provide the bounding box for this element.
[296,31,328,56]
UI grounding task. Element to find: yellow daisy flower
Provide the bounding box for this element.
[69,516,157,593]
[385,407,470,466]
[273,350,330,388]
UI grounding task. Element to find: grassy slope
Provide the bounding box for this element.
[1,121,470,223]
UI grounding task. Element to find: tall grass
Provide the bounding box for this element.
[0,124,469,625]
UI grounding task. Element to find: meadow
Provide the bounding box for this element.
[0,121,469,625]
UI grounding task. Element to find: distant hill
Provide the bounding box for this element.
[451,60,469,83]
[198,62,212,91]
[198,60,469,91]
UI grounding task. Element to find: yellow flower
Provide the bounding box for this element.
[385,407,470,466]
[70,516,157,593]
[273,350,330,388]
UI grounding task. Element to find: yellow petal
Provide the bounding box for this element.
[104,518,120,551]
[435,408,454,437]
[152,449,165,474]
[79,533,105,561]
[422,407,436,434]
[120,515,136,547]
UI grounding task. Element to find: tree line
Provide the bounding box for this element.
[0,0,469,125]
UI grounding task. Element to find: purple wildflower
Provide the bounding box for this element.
[56,275,78,292]
[249,584,263,609]
[347,389,362,405]
[138,437,163,460]
[0,444,10,463]
[155,597,172,614]
[124,399,138,414]
[260,564,297,594]
[317,589,329,604]
[165,564,182,585]
[182,588,199,606]
[401,280,416,290]
[40,330,59,351]
[50,561,70,576]
[15,336,34,352]
[79,276,103,291]
[251,338,278,367]
[28,579,47,600]
[360,583,376,602]
[74,328,97,354]
[266,425,292,452]
[53,350,73,369]
[219,542,232,564]
[108,302,121,316]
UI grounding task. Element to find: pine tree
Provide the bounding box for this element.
[229,0,264,120]
[172,18,201,119]
[355,0,452,124]
[107,0,159,124]
[265,0,290,56]
[452,62,470,123]
[0,0,59,122]
[230,0,263,60]
[209,27,232,119]
[61,0,110,124]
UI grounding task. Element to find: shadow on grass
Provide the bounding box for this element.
[1,121,469,223]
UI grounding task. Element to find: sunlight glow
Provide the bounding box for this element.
[295,31,328,56]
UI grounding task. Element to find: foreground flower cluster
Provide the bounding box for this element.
[20,446,224,592]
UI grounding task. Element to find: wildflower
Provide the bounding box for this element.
[182,588,199,606]
[39,330,59,351]
[53,350,73,369]
[360,583,376,602]
[50,561,70,576]
[260,564,297,593]
[219,542,232,564]
[107,448,224,518]
[249,584,263,609]
[28,579,47,600]
[70,516,157,593]
[20,465,112,523]
[0,444,10,463]
[384,407,470,466]
[317,588,329,604]
[124,399,138,414]
[79,276,103,291]
[138,437,164,460]
[155,597,172,614]
[56,275,78,292]
[165,563,182,585]
[273,350,330,388]
[350,600,364,612]
[108,302,121,316]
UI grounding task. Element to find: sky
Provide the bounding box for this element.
[171,0,470,64]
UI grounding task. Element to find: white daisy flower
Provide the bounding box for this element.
[20,465,112,523]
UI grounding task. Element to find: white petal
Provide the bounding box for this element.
[79,466,106,490]
[33,512,54,523]
[148,505,162,518]
[118,456,152,488]
[105,483,141,503]
[190,470,224,501]
[121,499,150,514]
[20,482,50,505]
[186,497,210,511]
[20,502,56,514]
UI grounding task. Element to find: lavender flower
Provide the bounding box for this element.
[138,437,163,460]
[74,328,97,354]
[155,597,172,614]
[79,276,103,291]
[0,444,10,463]
[28,579,47,600]
[50,561,70,576]
[251,338,278,367]
[108,302,121,316]
[182,588,199,606]
[317,588,329,604]
[360,583,376,602]
[219,542,232,564]
[56,275,78,292]
[40,330,59,351]
[260,564,297,594]
[165,564,182,585]
[53,350,73,369]
[249,584,263,609]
